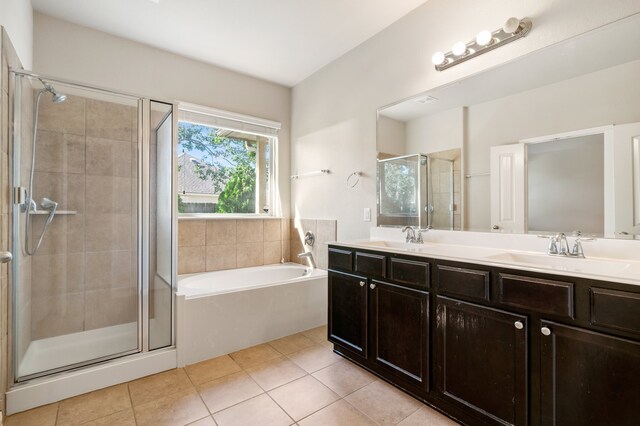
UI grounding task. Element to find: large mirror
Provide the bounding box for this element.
[377,13,640,238]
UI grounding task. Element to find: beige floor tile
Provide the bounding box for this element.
[298,400,377,426]
[268,375,339,421]
[230,343,282,369]
[197,371,264,414]
[213,394,293,426]
[312,359,377,397]
[187,415,217,426]
[5,403,58,426]
[81,408,136,426]
[128,368,194,406]
[345,380,422,426]
[133,387,209,426]
[245,356,307,391]
[301,325,327,344]
[268,333,316,355]
[57,384,131,426]
[185,354,242,385]
[287,344,342,373]
[397,406,461,425]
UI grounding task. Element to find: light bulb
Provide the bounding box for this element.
[503,17,521,34]
[452,41,467,56]
[476,30,492,46]
[431,51,445,65]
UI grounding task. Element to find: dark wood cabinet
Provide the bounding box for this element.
[540,321,640,426]
[328,271,368,358]
[328,244,640,426]
[370,280,429,391]
[436,296,528,426]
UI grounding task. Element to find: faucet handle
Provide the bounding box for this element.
[538,234,558,255]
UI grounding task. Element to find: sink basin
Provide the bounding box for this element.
[486,252,631,275]
[358,240,434,251]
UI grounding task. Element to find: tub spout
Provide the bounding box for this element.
[298,252,316,270]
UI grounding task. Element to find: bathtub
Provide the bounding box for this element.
[176,263,328,366]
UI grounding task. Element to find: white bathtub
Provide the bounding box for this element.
[176,263,328,366]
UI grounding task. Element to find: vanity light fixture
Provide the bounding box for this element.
[432,17,532,71]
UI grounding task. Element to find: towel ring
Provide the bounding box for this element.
[346,171,362,188]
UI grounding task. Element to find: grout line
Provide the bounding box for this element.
[54,403,60,426]
[125,383,138,426]
[341,398,382,426]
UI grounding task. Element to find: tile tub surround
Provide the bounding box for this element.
[5,326,460,426]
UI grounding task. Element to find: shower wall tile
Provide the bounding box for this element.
[34,130,85,175]
[85,213,132,252]
[31,293,85,340]
[67,215,85,253]
[236,242,263,268]
[290,218,337,270]
[179,220,205,247]
[86,100,135,142]
[37,95,85,136]
[179,245,206,274]
[84,288,138,331]
[66,174,86,214]
[86,175,132,214]
[236,219,263,243]
[31,215,67,256]
[316,220,337,245]
[31,253,84,298]
[205,244,237,272]
[85,250,131,291]
[206,219,236,245]
[86,137,132,178]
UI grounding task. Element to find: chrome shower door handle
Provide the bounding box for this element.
[0,251,13,263]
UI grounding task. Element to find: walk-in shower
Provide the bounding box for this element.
[8,70,177,411]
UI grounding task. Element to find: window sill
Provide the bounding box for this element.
[178,214,285,221]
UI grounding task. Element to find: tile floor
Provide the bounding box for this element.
[6,326,460,426]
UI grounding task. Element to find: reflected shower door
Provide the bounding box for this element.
[12,72,141,381]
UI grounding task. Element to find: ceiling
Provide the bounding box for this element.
[31,0,428,87]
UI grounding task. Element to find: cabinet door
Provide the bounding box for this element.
[540,321,640,426]
[370,281,429,391]
[328,271,368,358]
[436,296,528,426]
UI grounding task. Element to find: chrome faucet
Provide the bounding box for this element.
[542,232,592,258]
[402,226,427,244]
[298,252,316,270]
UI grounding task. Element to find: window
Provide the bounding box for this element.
[177,104,279,215]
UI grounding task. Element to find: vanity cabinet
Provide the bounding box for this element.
[435,296,528,426]
[328,244,640,426]
[328,248,430,395]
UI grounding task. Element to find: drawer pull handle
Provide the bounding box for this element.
[370,283,376,290]
[541,327,552,336]
[514,321,524,330]
[359,281,365,287]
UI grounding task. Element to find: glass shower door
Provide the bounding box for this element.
[12,72,142,381]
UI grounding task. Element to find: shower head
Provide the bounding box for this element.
[40,197,58,211]
[38,78,67,103]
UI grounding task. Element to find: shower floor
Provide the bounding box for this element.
[18,322,138,379]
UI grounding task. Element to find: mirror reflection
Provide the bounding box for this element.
[377,14,640,238]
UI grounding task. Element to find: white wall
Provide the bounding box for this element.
[0,0,33,69]
[32,12,291,216]
[406,107,464,155]
[291,0,640,240]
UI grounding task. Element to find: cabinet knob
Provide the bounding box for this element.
[541,327,551,336]
[370,283,376,290]
[514,321,524,330]
[359,281,365,287]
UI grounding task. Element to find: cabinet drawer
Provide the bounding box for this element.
[591,288,640,335]
[328,248,353,271]
[498,273,574,318]
[355,252,386,278]
[437,265,489,302]
[390,258,429,289]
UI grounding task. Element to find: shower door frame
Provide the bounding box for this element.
[8,69,177,385]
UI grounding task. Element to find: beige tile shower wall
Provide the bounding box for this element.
[290,219,337,270]
[29,95,138,339]
[178,218,291,275]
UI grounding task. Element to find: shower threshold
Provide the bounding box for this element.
[17,322,138,380]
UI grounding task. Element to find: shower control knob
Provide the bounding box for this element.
[0,251,12,263]
[370,283,376,290]
[359,281,365,287]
